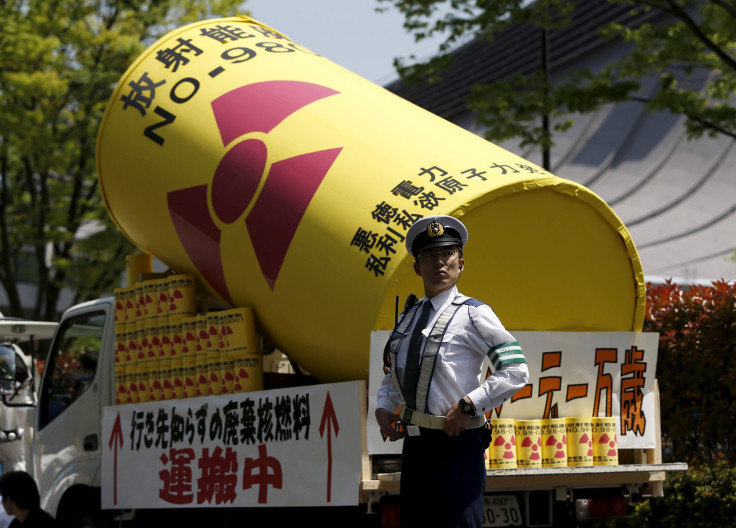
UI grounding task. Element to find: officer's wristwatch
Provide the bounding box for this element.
[459,397,476,417]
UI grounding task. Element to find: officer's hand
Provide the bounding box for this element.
[375,408,405,441]
[444,401,472,436]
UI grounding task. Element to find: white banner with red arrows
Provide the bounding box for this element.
[101,381,363,508]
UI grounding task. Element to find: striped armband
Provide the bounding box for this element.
[488,341,526,369]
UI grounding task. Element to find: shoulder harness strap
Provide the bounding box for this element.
[384,296,421,399]
[413,295,476,412]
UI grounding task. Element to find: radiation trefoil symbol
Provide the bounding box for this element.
[546,433,567,459]
[579,432,593,457]
[599,432,618,456]
[521,435,542,460]
[494,433,517,459]
[167,81,342,303]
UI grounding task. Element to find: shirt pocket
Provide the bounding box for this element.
[423,330,451,362]
[434,332,455,359]
[434,332,459,382]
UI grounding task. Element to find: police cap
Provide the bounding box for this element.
[405,215,469,258]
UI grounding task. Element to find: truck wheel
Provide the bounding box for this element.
[55,486,106,528]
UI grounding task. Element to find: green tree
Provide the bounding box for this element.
[644,279,736,465]
[0,0,243,321]
[379,0,736,152]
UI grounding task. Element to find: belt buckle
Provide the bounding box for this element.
[405,425,420,436]
[401,408,421,436]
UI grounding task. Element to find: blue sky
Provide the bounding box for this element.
[243,0,444,85]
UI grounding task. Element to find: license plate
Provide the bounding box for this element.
[482,494,522,527]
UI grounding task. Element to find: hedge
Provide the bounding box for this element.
[588,463,735,527]
[644,279,735,465]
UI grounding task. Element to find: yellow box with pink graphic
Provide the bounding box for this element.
[514,420,542,468]
[484,416,619,470]
[592,417,619,465]
[541,418,568,467]
[487,419,517,469]
[565,417,594,467]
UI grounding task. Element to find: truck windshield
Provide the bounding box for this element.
[38,312,104,428]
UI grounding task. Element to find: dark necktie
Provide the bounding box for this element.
[403,301,431,409]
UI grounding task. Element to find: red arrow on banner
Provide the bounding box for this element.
[108,413,124,505]
[319,391,340,502]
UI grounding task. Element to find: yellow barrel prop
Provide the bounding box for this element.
[220,307,258,352]
[152,277,170,318]
[207,351,223,396]
[488,419,517,469]
[233,354,263,393]
[160,355,173,400]
[159,318,174,358]
[205,313,224,395]
[138,318,154,361]
[97,16,645,383]
[541,418,567,467]
[125,253,152,286]
[127,323,141,364]
[514,420,542,468]
[124,287,138,323]
[169,316,185,399]
[182,354,198,399]
[565,417,593,467]
[114,322,127,366]
[219,352,234,395]
[167,274,198,318]
[114,287,133,325]
[149,355,163,402]
[181,316,198,357]
[158,318,174,400]
[168,316,184,355]
[219,307,263,393]
[196,352,210,397]
[125,362,138,404]
[136,360,150,403]
[591,417,619,465]
[195,315,211,397]
[115,365,126,405]
[134,282,149,321]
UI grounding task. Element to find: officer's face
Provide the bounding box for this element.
[413,245,464,297]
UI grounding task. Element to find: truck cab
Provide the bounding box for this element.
[26,298,113,525]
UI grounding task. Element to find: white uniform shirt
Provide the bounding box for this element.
[377,285,529,417]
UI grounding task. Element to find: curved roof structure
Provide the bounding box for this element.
[387,0,735,284]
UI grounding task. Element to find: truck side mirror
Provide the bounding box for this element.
[0,342,34,407]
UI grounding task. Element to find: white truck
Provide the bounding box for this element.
[6,15,687,528]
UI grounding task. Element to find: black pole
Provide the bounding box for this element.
[542,20,551,170]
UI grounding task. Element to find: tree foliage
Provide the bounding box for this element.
[379,0,736,150]
[644,279,736,465]
[0,0,243,321]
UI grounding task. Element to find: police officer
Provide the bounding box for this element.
[375,215,529,528]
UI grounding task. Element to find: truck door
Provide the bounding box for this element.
[33,306,108,512]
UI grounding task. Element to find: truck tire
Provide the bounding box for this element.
[55,485,107,528]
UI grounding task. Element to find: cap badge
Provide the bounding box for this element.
[427,220,444,238]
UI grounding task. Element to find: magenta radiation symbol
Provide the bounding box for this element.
[167,81,342,302]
